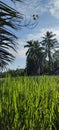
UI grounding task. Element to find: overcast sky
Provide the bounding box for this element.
[2,0,59,70]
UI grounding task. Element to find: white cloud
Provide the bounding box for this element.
[27,27,59,41]
[14,39,27,58]
[48,0,59,19]
[17,49,27,58]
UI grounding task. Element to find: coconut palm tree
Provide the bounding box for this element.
[41,31,58,74]
[24,40,44,75]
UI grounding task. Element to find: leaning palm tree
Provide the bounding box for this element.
[41,31,58,74]
[24,40,44,75]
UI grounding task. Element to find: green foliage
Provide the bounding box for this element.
[0,69,25,78]
[0,1,22,68]
[0,76,59,130]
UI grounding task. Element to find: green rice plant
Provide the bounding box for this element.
[0,75,59,130]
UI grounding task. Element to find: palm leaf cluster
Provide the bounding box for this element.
[0,1,22,69]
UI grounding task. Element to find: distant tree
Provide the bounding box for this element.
[24,40,44,75]
[53,50,59,61]
[53,50,59,74]
[41,31,58,74]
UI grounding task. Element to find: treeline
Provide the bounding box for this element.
[0,61,59,78]
[0,69,26,78]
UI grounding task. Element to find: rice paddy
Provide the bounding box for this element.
[0,75,59,130]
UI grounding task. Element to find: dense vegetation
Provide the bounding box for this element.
[0,75,59,130]
[0,69,25,78]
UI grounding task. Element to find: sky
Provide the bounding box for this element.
[1,0,59,70]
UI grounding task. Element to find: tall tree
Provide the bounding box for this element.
[24,40,44,75]
[41,31,58,74]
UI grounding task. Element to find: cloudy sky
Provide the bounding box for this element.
[2,0,59,69]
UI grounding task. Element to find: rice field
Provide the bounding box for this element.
[0,75,59,130]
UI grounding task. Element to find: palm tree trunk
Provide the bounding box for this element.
[48,50,51,74]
